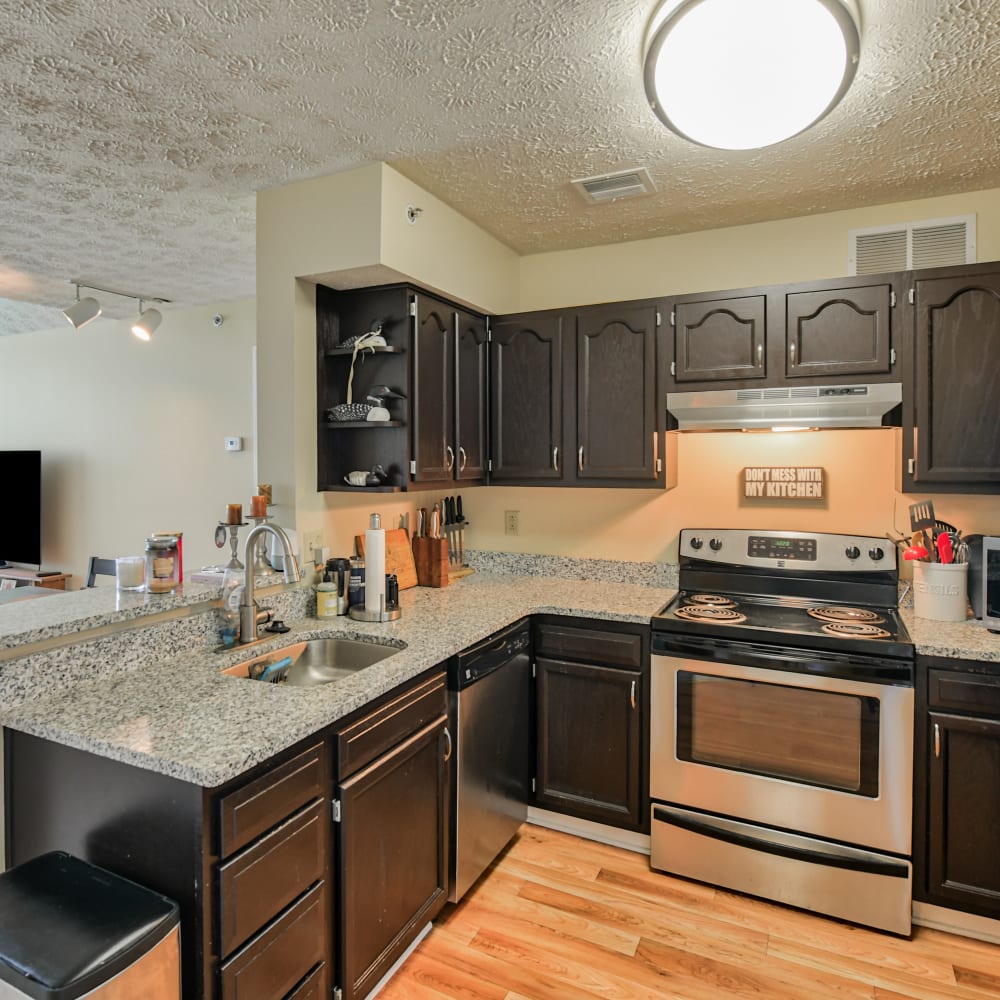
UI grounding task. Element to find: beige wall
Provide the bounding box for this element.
[517,187,1000,310]
[0,299,258,586]
[256,163,519,557]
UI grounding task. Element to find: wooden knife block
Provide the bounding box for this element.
[412,536,449,588]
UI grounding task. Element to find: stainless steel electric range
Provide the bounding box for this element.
[650,528,915,935]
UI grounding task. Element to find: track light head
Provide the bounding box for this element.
[63,286,102,330]
[131,307,162,342]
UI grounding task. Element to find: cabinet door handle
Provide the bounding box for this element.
[933,722,941,758]
[578,445,585,472]
[630,679,637,710]
[443,726,453,763]
[757,343,763,367]
[446,445,455,471]
[789,342,796,365]
[552,446,559,472]
[458,446,467,471]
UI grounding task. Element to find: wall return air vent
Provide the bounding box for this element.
[571,167,656,204]
[849,215,976,275]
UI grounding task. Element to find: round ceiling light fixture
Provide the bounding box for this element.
[643,0,860,151]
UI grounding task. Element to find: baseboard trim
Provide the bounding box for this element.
[912,901,1000,944]
[525,807,651,855]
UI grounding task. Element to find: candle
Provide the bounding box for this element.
[226,503,243,525]
[257,483,272,506]
[251,494,268,518]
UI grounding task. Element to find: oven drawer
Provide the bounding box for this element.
[651,804,911,935]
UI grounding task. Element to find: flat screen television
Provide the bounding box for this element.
[0,450,42,568]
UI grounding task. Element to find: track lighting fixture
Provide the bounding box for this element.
[64,279,170,342]
[62,284,102,329]
[131,305,162,342]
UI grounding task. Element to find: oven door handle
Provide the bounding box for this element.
[652,806,910,879]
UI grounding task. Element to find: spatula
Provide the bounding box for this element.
[908,499,937,535]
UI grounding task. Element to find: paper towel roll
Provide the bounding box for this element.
[365,514,386,613]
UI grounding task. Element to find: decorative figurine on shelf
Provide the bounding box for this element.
[326,384,406,423]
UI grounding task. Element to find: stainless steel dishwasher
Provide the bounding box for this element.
[447,619,532,902]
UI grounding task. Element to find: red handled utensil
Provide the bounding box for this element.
[936,532,954,564]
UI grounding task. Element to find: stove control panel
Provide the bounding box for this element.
[748,535,816,561]
[680,529,897,572]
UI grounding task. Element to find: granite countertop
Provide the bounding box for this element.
[2,573,675,788]
[900,606,1000,663]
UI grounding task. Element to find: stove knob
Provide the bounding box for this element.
[690,537,703,550]
[845,545,861,560]
[869,546,885,561]
[709,538,723,552]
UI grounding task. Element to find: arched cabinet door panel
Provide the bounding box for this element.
[908,267,1000,488]
[673,295,766,383]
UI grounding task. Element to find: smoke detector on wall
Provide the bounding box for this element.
[571,167,656,205]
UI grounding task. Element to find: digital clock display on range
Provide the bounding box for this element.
[747,535,817,560]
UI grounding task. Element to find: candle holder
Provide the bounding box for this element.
[218,522,248,569]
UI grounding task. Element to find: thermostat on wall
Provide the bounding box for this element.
[224,437,243,452]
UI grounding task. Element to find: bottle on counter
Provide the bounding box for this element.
[348,556,365,608]
[316,564,338,619]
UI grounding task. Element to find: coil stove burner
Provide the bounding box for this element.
[675,605,748,624]
[807,606,885,625]
[820,621,891,639]
[687,594,737,608]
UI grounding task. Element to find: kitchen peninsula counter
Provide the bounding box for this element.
[4,567,998,791]
[2,573,674,787]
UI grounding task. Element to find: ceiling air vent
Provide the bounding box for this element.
[571,167,655,205]
[849,215,976,275]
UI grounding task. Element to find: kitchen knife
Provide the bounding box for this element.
[430,503,441,539]
[456,495,464,523]
[455,494,466,566]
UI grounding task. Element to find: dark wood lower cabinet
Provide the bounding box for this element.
[336,714,449,1000]
[533,618,649,831]
[915,656,1000,921]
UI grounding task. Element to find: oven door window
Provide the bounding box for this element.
[676,672,880,796]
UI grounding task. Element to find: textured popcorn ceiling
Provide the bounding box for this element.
[2,0,1000,335]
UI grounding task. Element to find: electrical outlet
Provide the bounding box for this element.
[504,510,519,536]
[302,530,322,562]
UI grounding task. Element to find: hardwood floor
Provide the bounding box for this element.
[380,824,1000,1000]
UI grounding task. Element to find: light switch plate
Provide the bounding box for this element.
[224,436,242,452]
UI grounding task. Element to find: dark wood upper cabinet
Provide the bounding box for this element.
[489,311,565,481]
[672,293,767,383]
[412,293,455,482]
[455,307,488,482]
[576,302,659,482]
[904,264,1000,490]
[784,281,893,378]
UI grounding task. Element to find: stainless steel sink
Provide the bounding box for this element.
[222,637,403,687]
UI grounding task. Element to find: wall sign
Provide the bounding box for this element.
[743,466,825,500]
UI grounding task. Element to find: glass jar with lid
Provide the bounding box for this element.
[145,535,180,593]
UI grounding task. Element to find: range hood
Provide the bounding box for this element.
[666,383,903,431]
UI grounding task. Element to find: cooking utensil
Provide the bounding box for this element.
[430,503,441,539]
[936,532,954,564]
[903,545,929,561]
[909,500,937,535]
[416,507,427,538]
